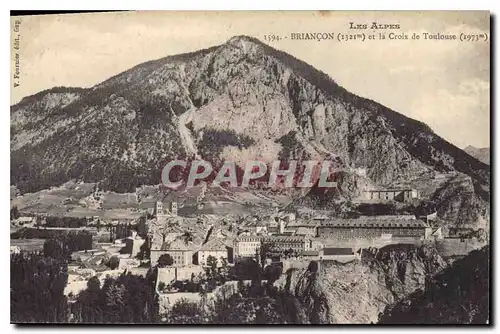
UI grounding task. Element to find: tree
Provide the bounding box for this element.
[87,276,101,293]
[255,307,268,324]
[103,281,126,322]
[168,298,203,324]
[237,279,247,297]
[199,285,208,310]
[157,253,174,267]
[10,206,20,220]
[206,255,218,279]
[43,237,70,260]
[109,256,120,270]
[11,252,69,323]
[220,258,229,278]
[263,264,282,284]
[260,242,275,264]
[137,238,151,260]
[231,258,261,281]
[72,273,159,324]
[307,260,319,273]
[158,282,166,292]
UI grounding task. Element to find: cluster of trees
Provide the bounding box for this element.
[155,255,230,294]
[12,83,188,194]
[162,298,206,324]
[45,216,88,228]
[12,227,59,239]
[42,232,93,259]
[205,256,229,280]
[11,249,69,322]
[275,130,310,162]
[157,253,174,267]
[209,282,305,324]
[229,258,260,281]
[198,128,255,164]
[11,227,93,249]
[70,274,159,323]
[11,222,96,323]
[11,234,298,324]
[161,259,300,324]
[158,279,203,294]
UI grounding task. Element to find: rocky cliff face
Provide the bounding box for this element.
[378,246,489,324]
[11,36,489,225]
[417,173,490,228]
[276,244,448,324]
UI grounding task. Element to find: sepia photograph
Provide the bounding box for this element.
[9,10,490,325]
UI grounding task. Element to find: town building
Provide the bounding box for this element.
[150,239,193,267]
[301,250,320,259]
[317,215,428,241]
[155,201,165,217]
[425,227,444,241]
[197,238,228,267]
[240,216,268,235]
[310,238,324,251]
[319,247,359,262]
[154,200,178,218]
[294,226,317,237]
[362,188,419,202]
[284,213,296,223]
[156,265,204,288]
[283,226,298,235]
[234,236,262,258]
[14,216,36,226]
[247,223,268,235]
[118,258,141,270]
[124,232,146,258]
[262,235,312,254]
[170,202,178,216]
[267,218,286,235]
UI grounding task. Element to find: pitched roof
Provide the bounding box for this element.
[302,250,319,256]
[17,216,35,222]
[432,227,442,235]
[264,235,308,243]
[364,188,416,192]
[235,236,262,242]
[199,238,227,252]
[161,238,190,251]
[322,248,354,256]
[321,215,427,228]
[295,227,316,235]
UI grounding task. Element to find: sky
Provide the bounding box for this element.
[10,11,490,148]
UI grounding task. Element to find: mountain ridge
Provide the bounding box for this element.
[10,35,490,227]
[464,145,490,165]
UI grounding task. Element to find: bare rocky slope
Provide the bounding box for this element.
[275,244,488,324]
[11,36,489,226]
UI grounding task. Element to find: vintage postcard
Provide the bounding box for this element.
[10,11,490,324]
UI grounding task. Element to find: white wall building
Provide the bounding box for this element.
[234,236,261,258]
[197,238,228,267]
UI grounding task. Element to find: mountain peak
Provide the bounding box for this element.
[226,35,261,44]
[224,35,265,54]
